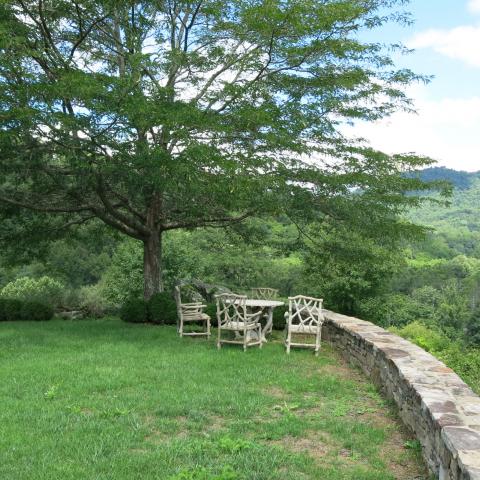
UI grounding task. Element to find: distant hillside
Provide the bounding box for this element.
[408,168,480,259]
[416,167,478,190]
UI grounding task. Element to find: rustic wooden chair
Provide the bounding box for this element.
[285,295,324,356]
[251,287,279,300]
[174,285,211,338]
[216,293,263,351]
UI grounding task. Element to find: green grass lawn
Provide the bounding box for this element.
[0,318,427,480]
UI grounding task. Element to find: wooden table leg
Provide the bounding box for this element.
[261,307,274,342]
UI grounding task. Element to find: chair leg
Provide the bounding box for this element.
[315,329,321,356]
[206,319,211,337]
[179,319,183,337]
[258,324,263,348]
[243,329,247,352]
[217,325,221,349]
[286,326,291,354]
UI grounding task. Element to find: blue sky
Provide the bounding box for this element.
[353,0,480,172]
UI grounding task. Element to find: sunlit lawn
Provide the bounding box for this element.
[0,318,427,480]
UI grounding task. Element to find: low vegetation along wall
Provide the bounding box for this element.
[322,310,480,480]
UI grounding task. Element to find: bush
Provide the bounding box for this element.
[272,306,288,330]
[205,303,217,327]
[0,298,23,321]
[438,345,480,394]
[390,321,449,353]
[392,321,480,394]
[358,294,419,328]
[0,276,63,308]
[20,302,54,321]
[78,284,114,318]
[0,298,53,321]
[465,308,480,347]
[119,298,148,323]
[148,292,177,325]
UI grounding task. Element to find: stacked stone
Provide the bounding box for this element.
[322,310,480,480]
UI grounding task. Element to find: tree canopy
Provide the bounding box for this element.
[0,0,435,298]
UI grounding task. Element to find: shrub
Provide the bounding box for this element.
[0,276,63,308]
[465,308,480,347]
[78,284,114,318]
[148,292,177,325]
[358,294,419,328]
[0,298,52,321]
[272,306,288,330]
[205,303,217,327]
[0,298,23,321]
[119,298,148,323]
[438,345,480,394]
[21,302,54,321]
[390,321,449,353]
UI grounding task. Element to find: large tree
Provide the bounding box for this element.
[0,0,433,298]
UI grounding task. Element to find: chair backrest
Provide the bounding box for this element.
[251,287,279,300]
[215,293,248,326]
[287,295,323,329]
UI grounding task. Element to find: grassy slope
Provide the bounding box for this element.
[0,319,426,480]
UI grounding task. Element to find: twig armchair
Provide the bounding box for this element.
[174,285,211,338]
[285,295,324,356]
[216,294,263,351]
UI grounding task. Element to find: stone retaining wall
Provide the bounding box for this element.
[322,310,480,480]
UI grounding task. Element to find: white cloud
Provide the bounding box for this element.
[408,25,480,67]
[468,0,480,13]
[345,86,480,172]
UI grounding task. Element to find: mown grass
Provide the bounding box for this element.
[0,318,427,480]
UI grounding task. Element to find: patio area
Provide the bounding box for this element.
[0,318,428,480]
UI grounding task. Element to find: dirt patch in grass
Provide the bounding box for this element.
[270,434,330,459]
[143,415,190,444]
[205,414,226,432]
[378,424,428,480]
[263,385,289,400]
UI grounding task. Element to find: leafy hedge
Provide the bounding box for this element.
[120,293,177,325]
[0,298,54,321]
[119,298,149,323]
[272,306,287,330]
[148,293,177,325]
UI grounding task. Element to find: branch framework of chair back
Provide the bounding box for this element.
[285,295,324,355]
[215,293,247,327]
[215,293,263,351]
[288,295,323,330]
[251,287,279,300]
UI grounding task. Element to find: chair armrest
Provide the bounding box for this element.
[181,304,207,313]
[244,311,263,323]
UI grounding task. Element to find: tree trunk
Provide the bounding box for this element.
[143,231,163,300]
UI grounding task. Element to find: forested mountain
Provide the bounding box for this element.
[415,166,478,191]
[408,168,480,259]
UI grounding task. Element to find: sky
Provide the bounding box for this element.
[351,0,480,172]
